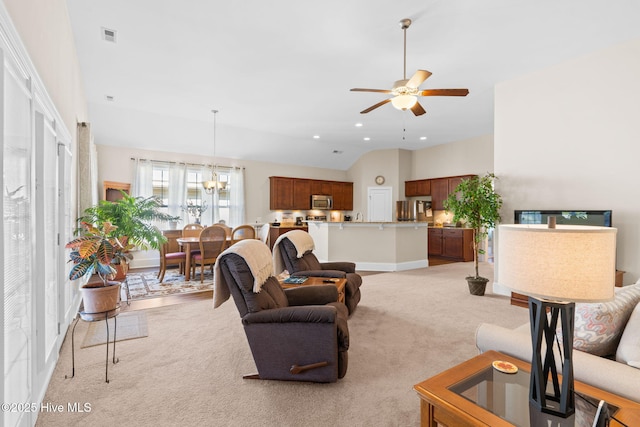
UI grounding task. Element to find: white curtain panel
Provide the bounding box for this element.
[229,167,246,227]
[168,162,186,223]
[132,159,154,198]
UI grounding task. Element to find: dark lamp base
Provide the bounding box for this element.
[528,297,575,418]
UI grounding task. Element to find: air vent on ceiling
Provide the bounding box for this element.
[101,27,117,43]
[332,150,343,154]
[105,95,115,102]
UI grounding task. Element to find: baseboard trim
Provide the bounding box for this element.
[353,260,428,272]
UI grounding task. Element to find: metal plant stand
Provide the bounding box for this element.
[65,306,120,383]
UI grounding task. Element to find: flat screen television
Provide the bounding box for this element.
[514,210,612,227]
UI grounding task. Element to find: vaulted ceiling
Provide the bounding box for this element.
[66,0,640,170]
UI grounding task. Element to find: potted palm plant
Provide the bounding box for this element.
[66,222,132,320]
[444,173,503,296]
[77,191,180,279]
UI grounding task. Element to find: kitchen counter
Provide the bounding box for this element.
[269,224,308,250]
[306,221,428,271]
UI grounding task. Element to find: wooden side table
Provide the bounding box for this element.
[414,350,640,426]
[280,276,346,304]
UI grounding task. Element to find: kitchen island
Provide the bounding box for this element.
[306,221,428,272]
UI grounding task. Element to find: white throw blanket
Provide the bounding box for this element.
[272,230,315,275]
[213,239,273,308]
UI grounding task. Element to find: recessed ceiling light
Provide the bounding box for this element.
[101,27,117,43]
[363,137,370,141]
[420,136,427,140]
[313,135,320,139]
[105,95,115,102]
[355,123,363,127]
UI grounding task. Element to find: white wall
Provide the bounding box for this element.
[494,38,640,286]
[96,144,349,225]
[411,134,494,179]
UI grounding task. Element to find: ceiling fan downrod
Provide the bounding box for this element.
[400,18,412,81]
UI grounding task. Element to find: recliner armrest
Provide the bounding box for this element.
[321,262,356,273]
[285,285,339,306]
[242,305,337,325]
[293,270,347,279]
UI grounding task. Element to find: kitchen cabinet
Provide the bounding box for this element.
[428,227,474,262]
[428,228,443,256]
[270,176,353,211]
[430,178,449,210]
[430,175,476,210]
[269,225,308,250]
[293,179,311,210]
[405,179,431,197]
[332,181,353,210]
[310,180,332,195]
[270,177,294,210]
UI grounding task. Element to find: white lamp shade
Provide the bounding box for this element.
[498,224,617,302]
[391,95,418,110]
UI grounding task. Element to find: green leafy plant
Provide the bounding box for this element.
[78,191,180,251]
[66,222,133,285]
[444,173,503,279]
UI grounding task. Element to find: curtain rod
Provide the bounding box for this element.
[130,157,244,170]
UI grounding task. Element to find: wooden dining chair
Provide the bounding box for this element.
[182,223,204,238]
[231,224,256,245]
[215,221,233,240]
[157,240,187,282]
[192,225,229,283]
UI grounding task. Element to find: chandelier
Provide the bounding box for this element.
[202,109,219,194]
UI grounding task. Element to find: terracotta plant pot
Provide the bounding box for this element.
[110,263,128,281]
[80,281,121,321]
[466,276,489,296]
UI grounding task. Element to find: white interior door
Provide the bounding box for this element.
[367,186,393,222]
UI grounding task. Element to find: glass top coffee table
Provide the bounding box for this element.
[414,350,640,426]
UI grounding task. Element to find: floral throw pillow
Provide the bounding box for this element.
[572,283,640,357]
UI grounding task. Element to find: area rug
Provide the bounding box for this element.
[81,311,149,348]
[124,269,213,300]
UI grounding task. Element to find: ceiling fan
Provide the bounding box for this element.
[350,18,469,116]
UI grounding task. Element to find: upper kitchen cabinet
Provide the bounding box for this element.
[405,179,431,197]
[293,179,311,210]
[430,175,476,210]
[270,177,294,210]
[270,177,353,211]
[310,180,332,195]
[332,181,353,211]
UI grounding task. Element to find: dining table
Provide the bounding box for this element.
[176,236,233,281]
[176,237,201,282]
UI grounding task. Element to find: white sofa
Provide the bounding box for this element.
[476,283,640,403]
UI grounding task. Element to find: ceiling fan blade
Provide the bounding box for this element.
[350,88,392,94]
[360,99,391,114]
[406,70,432,88]
[417,88,469,97]
[410,101,426,116]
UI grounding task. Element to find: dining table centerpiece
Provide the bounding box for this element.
[181,200,208,224]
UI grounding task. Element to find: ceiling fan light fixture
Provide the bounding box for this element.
[391,95,418,111]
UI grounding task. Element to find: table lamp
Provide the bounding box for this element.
[497,220,617,417]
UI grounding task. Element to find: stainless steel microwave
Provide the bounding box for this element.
[311,195,333,210]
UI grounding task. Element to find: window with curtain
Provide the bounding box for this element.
[137,161,245,227]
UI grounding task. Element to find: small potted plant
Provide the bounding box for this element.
[444,173,503,296]
[66,222,132,320]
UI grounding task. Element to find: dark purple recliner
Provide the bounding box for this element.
[278,237,362,315]
[218,251,349,382]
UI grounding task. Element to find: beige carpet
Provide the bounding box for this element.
[81,311,149,348]
[37,262,528,427]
